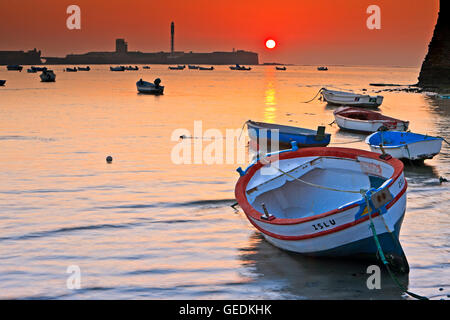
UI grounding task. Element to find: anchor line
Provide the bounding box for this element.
[329,138,366,145]
[274,164,429,300]
[300,88,324,103]
[363,192,428,300]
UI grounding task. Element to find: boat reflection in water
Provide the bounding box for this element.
[238,232,407,299]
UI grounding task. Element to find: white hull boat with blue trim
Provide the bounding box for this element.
[366,131,444,161]
[321,88,383,108]
[235,146,409,273]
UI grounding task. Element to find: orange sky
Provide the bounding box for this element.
[0,0,439,66]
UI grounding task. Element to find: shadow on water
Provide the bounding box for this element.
[239,233,409,299]
[403,163,442,186]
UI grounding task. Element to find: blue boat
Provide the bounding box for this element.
[366,131,444,161]
[247,120,331,148]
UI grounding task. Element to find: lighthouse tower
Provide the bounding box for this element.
[171,22,175,54]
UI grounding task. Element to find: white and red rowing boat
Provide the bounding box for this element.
[235,146,409,273]
[333,107,409,133]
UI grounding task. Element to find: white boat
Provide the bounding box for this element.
[110,66,125,71]
[235,146,409,273]
[366,131,444,161]
[230,64,251,71]
[169,65,185,70]
[321,88,384,108]
[333,107,409,133]
[136,78,164,94]
[40,70,56,82]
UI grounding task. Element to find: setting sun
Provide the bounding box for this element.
[265,39,276,49]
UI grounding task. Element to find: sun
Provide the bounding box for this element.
[265,39,276,49]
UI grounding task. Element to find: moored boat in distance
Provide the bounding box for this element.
[276,66,287,70]
[333,107,409,133]
[317,66,328,71]
[188,65,199,70]
[143,66,151,69]
[321,87,384,108]
[110,66,125,71]
[136,78,164,95]
[198,66,214,70]
[235,145,409,273]
[0,80,6,86]
[247,120,331,150]
[40,70,56,82]
[7,65,23,71]
[28,66,47,73]
[366,131,444,162]
[77,66,90,71]
[230,64,251,71]
[169,65,186,70]
[124,66,139,71]
[65,67,77,72]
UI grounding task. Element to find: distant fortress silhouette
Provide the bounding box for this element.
[0,22,258,66]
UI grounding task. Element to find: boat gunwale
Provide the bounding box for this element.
[247,120,331,138]
[333,108,408,125]
[235,147,404,227]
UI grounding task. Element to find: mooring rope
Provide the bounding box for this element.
[271,163,429,299]
[363,192,429,300]
[329,138,366,145]
[300,88,324,103]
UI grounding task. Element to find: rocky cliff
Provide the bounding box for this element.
[418,1,450,88]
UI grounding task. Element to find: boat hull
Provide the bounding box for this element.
[247,121,331,148]
[368,138,443,161]
[334,116,409,133]
[137,86,164,94]
[0,80,6,86]
[322,89,383,108]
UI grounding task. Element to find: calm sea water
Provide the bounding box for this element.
[0,65,448,299]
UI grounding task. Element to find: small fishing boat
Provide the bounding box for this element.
[317,66,328,71]
[77,66,90,71]
[0,80,6,86]
[28,66,47,73]
[199,66,214,70]
[276,66,286,70]
[230,64,251,71]
[65,67,77,72]
[136,78,164,95]
[247,120,330,149]
[188,65,199,70]
[124,66,139,71]
[169,65,185,70]
[7,65,23,71]
[321,88,383,108]
[143,66,151,69]
[40,70,56,82]
[366,131,444,161]
[235,146,409,273]
[110,66,125,71]
[333,107,409,133]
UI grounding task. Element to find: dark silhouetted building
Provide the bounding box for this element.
[0,48,42,65]
[116,39,128,54]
